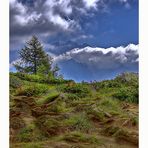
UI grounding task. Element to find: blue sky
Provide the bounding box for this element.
[10,0,139,82]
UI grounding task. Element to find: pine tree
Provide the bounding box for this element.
[14,36,52,74]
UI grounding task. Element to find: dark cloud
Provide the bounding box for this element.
[10,0,134,50]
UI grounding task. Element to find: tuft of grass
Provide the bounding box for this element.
[36,90,60,105]
[64,113,92,132]
[45,101,68,113]
[62,131,101,144]
[16,123,45,142]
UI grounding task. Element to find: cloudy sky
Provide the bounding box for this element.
[10,0,139,82]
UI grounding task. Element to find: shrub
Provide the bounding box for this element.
[92,80,121,90]
[14,72,70,84]
[61,84,90,99]
[15,73,47,83]
[16,84,48,97]
[66,93,80,100]
[113,87,138,104]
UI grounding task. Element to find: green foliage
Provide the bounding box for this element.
[16,84,48,97]
[17,124,45,142]
[61,83,90,99]
[14,36,52,74]
[92,80,121,90]
[14,72,69,84]
[10,74,22,88]
[14,72,48,83]
[113,87,138,103]
[45,101,68,113]
[66,93,80,100]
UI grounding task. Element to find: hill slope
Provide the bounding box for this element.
[10,72,138,148]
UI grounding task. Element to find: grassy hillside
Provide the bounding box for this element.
[10,72,138,148]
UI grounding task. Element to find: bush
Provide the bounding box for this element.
[61,84,90,99]
[92,80,121,90]
[14,72,70,84]
[113,87,138,104]
[16,84,48,97]
[14,73,47,83]
[66,93,80,100]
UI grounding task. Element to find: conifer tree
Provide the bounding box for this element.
[14,36,51,74]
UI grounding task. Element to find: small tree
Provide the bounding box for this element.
[14,36,52,75]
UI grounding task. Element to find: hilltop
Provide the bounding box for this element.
[10,72,138,148]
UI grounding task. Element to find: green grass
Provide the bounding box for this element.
[15,83,49,97]
[10,72,139,147]
[64,113,93,132]
[61,131,102,144]
[36,90,60,105]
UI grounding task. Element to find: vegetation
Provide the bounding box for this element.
[10,72,138,148]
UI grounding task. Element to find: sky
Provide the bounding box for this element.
[10,0,139,82]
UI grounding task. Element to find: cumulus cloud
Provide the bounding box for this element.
[54,44,139,69]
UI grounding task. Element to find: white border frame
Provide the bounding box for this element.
[0,0,9,147]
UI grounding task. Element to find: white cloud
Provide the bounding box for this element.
[54,44,139,69]
[83,0,100,9]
